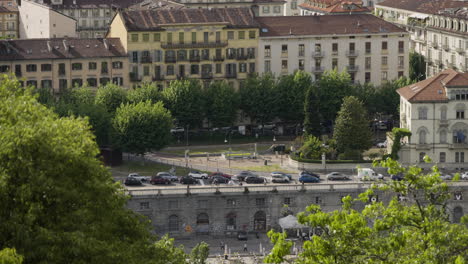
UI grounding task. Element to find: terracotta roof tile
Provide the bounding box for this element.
[377,0,468,16]
[257,14,406,37]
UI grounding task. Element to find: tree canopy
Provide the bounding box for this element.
[95,83,128,113]
[316,69,352,123]
[204,81,239,128]
[275,71,311,124]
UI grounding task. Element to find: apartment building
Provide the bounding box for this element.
[0,38,129,91]
[256,14,409,86]
[397,69,468,168]
[375,0,467,77]
[0,0,19,38]
[18,0,77,39]
[107,8,259,89]
[299,0,370,16]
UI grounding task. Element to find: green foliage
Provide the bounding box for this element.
[388,127,412,160]
[267,159,468,263]
[34,86,55,107]
[239,73,277,129]
[162,79,205,128]
[113,101,172,155]
[204,81,239,127]
[276,71,311,124]
[147,235,188,264]
[95,83,128,113]
[0,248,23,264]
[264,231,293,264]
[298,135,326,159]
[409,51,426,82]
[316,69,352,122]
[303,84,321,137]
[190,242,210,264]
[128,83,162,104]
[333,96,372,159]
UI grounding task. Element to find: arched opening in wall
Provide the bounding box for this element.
[168,214,179,232]
[254,211,267,231]
[196,213,210,234]
[453,207,464,223]
[226,212,237,231]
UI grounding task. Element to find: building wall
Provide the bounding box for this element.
[0,10,19,38]
[258,32,409,86]
[58,7,114,38]
[18,0,76,39]
[0,56,129,91]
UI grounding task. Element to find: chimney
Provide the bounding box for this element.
[103,39,109,50]
[63,39,69,51]
[47,41,52,52]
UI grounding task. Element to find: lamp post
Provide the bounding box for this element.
[225,131,232,169]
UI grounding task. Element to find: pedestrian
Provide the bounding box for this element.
[243,243,248,252]
[220,241,224,251]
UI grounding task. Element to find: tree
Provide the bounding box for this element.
[0,248,23,264]
[190,242,209,264]
[316,69,352,123]
[333,96,372,159]
[376,77,413,117]
[95,83,128,113]
[204,81,239,128]
[239,73,277,131]
[275,71,311,125]
[265,159,468,264]
[409,51,426,82]
[303,85,321,137]
[0,76,186,263]
[128,83,162,104]
[113,101,172,155]
[162,80,205,128]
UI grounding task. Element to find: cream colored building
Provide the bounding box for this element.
[18,0,76,39]
[0,38,129,91]
[256,14,409,86]
[397,69,468,169]
[0,0,19,38]
[107,8,259,89]
[375,0,467,77]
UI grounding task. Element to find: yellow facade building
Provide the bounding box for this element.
[107,8,259,89]
[0,0,19,38]
[0,38,129,91]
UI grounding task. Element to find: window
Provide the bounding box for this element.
[41,80,52,89]
[365,72,371,83]
[167,65,174,75]
[419,152,426,162]
[140,202,149,210]
[440,152,446,163]
[26,80,37,88]
[131,34,138,42]
[365,57,371,69]
[227,199,237,206]
[41,64,51,72]
[281,60,288,70]
[101,62,108,74]
[382,56,388,66]
[440,130,447,143]
[419,130,427,144]
[249,31,256,39]
[284,197,292,205]
[89,62,97,70]
[455,152,465,163]
[72,63,82,71]
[190,64,199,75]
[398,71,404,78]
[0,65,9,73]
[332,58,338,69]
[291,1,297,9]
[87,78,97,87]
[256,198,266,207]
[281,44,288,55]
[398,56,404,68]
[264,45,271,57]
[315,196,322,204]
[26,64,37,72]
[299,59,305,70]
[398,41,404,53]
[262,6,270,13]
[216,32,221,43]
[418,107,428,120]
[143,66,149,76]
[265,60,271,72]
[382,41,388,51]
[332,43,338,54]
[298,44,305,56]
[227,31,234,40]
[365,42,371,54]
[143,33,149,42]
[273,6,281,13]
[239,63,247,73]
[179,32,184,44]
[167,32,172,44]
[112,61,123,69]
[249,63,255,73]
[349,42,355,51]
[226,212,236,230]
[216,63,222,74]
[168,215,179,232]
[382,71,388,81]
[154,33,160,41]
[203,32,209,43]
[457,110,465,119]
[131,51,138,63]
[238,31,245,40]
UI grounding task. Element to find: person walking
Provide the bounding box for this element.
[243,243,248,252]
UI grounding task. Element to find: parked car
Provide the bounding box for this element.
[270,171,292,180]
[150,175,171,185]
[234,171,258,181]
[188,171,208,179]
[170,127,185,133]
[461,172,468,180]
[326,172,349,181]
[269,174,290,183]
[209,176,230,184]
[299,175,320,183]
[391,173,404,181]
[210,172,232,179]
[300,171,320,179]
[376,141,387,148]
[128,172,150,182]
[157,172,178,182]
[440,174,453,181]
[245,176,266,184]
[179,176,198,184]
[237,231,248,241]
[124,176,143,186]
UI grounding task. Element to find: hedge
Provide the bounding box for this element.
[290,155,374,164]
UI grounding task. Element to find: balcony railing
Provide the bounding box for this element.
[415,144,431,150]
[236,54,249,60]
[346,50,359,57]
[226,54,236,60]
[347,65,359,72]
[449,143,468,149]
[129,72,141,82]
[140,56,152,63]
[189,55,200,62]
[153,74,164,81]
[456,47,465,54]
[439,119,449,127]
[442,44,450,51]
[312,66,324,73]
[212,55,224,62]
[312,51,324,58]
[434,59,443,66]
[429,41,439,49]
[225,72,237,78]
[161,41,228,49]
[201,72,213,79]
[165,56,176,63]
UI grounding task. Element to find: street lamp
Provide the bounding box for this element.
[225,132,232,169]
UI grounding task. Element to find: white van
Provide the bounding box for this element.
[357,168,384,181]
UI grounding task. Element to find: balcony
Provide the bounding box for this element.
[141,56,152,63]
[415,144,431,150]
[434,59,443,66]
[236,54,249,60]
[226,54,236,60]
[129,72,141,82]
[189,55,200,62]
[212,55,224,62]
[201,72,213,79]
[449,143,468,149]
[58,70,66,76]
[312,51,324,58]
[225,72,237,78]
[15,71,22,77]
[456,47,466,54]
[442,44,450,51]
[347,65,359,72]
[165,56,176,63]
[429,41,439,49]
[152,74,164,81]
[312,66,324,73]
[201,55,210,61]
[346,50,359,57]
[177,74,185,80]
[161,41,228,49]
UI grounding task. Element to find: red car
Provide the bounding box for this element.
[150,176,170,185]
[209,172,232,179]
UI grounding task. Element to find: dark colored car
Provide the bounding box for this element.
[150,175,170,185]
[237,231,248,241]
[245,176,265,184]
[300,171,320,179]
[179,176,198,185]
[210,172,232,179]
[234,171,258,181]
[299,175,320,183]
[124,176,143,186]
[209,176,229,184]
[391,174,404,181]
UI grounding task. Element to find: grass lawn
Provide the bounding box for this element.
[109,160,192,177]
[232,164,296,173]
[160,145,271,155]
[363,147,387,159]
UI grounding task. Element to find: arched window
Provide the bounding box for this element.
[226,212,237,230]
[440,130,447,143]
[168,215,179,232]
[197,213,209,225]
[419,130,427,144]
[453,207,463,223]
[419,152,426,162]
[254,211,267,231]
